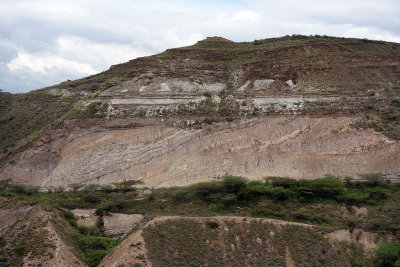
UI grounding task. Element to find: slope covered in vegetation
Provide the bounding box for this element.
[1,175,399,266]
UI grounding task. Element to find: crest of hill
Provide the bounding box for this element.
[106,34,400,75]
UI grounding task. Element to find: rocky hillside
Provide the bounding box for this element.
[1,35,400,188]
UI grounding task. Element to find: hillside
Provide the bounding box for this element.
[1,35,400,188]
[1,175,399,266]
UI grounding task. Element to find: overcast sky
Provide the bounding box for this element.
[1,0,399,93]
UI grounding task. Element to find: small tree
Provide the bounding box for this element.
[69,183,84,192]
[221,176,247,193]
[53,186,65,193]
[344,176,353,185]
[113,180,143,192]
[82,184,101,193]
[360,173,384,186]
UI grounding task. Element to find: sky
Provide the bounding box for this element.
[1,0,400,93]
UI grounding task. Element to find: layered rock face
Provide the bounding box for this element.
[1,36,400,187]
[3,115,399,188]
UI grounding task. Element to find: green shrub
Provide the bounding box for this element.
[96,217,104,229]
[171,189,189,203]
[292,208,312,220]
[203,118,217,124]
[384,113,398,121]
[190,181,222,200]
[205,221,219,229]
[113,179,143,192]
[62,210,77,226]
[266,186,291,200]
[78,226,101,236]
[24,186,40,195]
[87,101,107,118]
[374,242,400,267]
[100,185,114,193]
[339,192,369,205]
[53,186,65,193]
[296,177,345,199]
[9,184,26,194]
[83,193,102,204]
[69,183,84,192]
[220,193,237,207]
[345,216,362,229]
[222,176,247,193]
[360,173,384,186]
[84,249,108,267]
[251,207,274,217]
[95,200,129,215]
[203,91,212,98]
[13,245,25,257]
[83,184,101,192]
[78,236,119,266]
[265,177,298,188]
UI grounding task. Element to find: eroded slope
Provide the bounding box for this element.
[0,199,85,266]
[2,116,399,188]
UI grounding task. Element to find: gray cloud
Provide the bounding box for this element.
[1,0,399,93]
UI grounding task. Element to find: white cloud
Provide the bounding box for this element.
[7,51,96,75]
[56,36,149,68]
[1,0,400,93]
[7,36,150,76]
[217,10,261,23]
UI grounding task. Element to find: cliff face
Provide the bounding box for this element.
[2,115,399,188]
[1,35,400,187]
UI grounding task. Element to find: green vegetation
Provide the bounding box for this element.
[351,96,400,140]
[1,175,400,265]
[142,218,358,267]
[202,91,212,98]
[0,211,55,266]
[374,242,400,267]
[0,90,79,159]
[52,210,119,266]
[1,175,399,236]
[87,101,108,118]
[304,94,400,140]
[171,34,400,72]
[0,228,53,266]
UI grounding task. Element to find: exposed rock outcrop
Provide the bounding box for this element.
[2,116,400,188]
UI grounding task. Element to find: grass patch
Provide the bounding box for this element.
[142,218,353,266]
